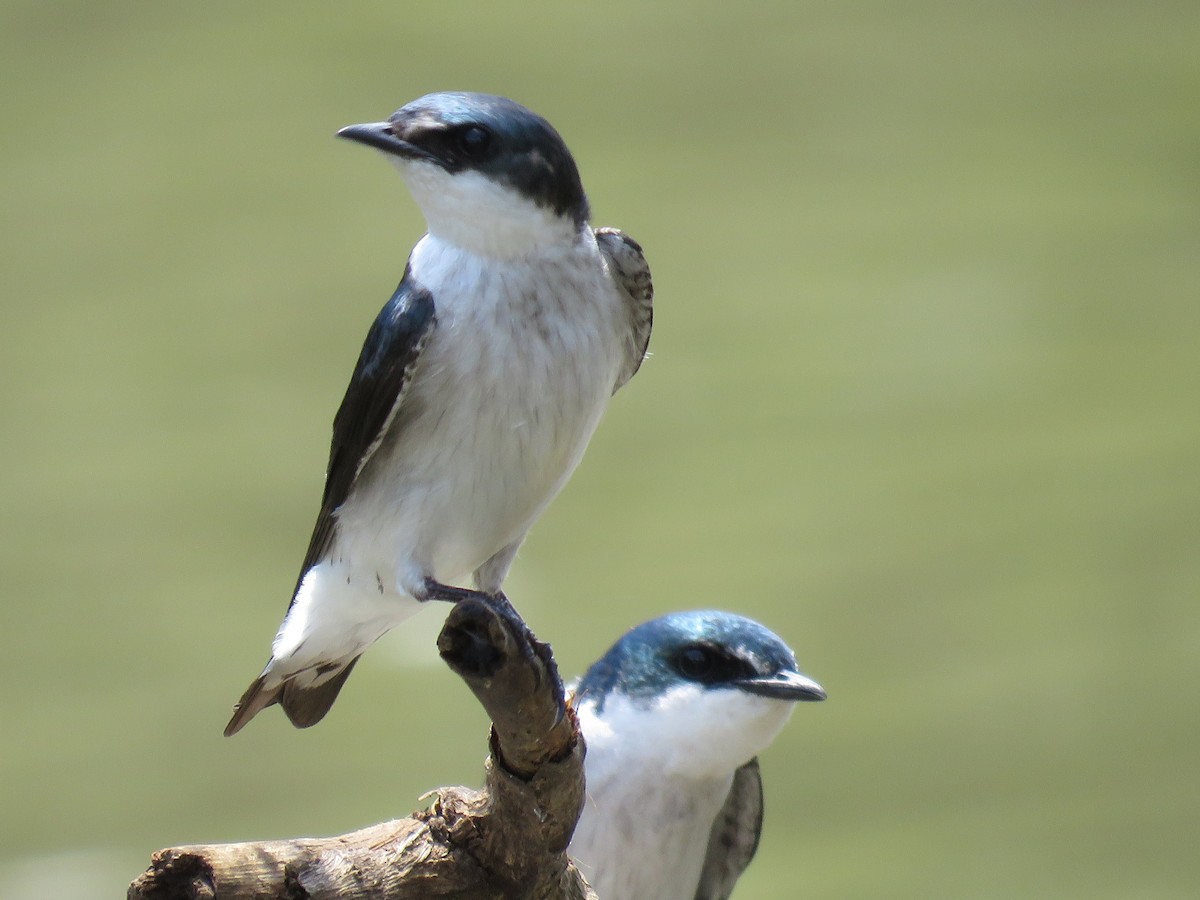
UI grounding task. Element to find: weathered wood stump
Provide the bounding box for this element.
[127,597,595,900]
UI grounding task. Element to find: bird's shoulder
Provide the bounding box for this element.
[693,759,765,900]
[595,226,653,391]
[349,272,438,384]
[595,227,652,304]
[330,270,437,478]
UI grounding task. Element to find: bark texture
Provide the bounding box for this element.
[128,598,594,900]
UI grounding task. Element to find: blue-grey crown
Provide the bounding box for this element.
[391,92,589,226]
[576,611,802,711]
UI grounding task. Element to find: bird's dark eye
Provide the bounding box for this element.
[672,643,750,684]
[454,125,494,159]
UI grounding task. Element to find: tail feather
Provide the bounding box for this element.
[223,656,361,736]
[280,657,361,728]
[224,673,283,737]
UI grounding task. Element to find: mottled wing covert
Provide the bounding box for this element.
[596,226,652,392]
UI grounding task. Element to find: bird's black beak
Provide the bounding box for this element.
[337,121,437,164]
[736,670,826,702]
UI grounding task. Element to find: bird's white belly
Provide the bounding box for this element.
[333,234,623,593]
[340,361,608,585]
[571,697,741,900]
[572,771,730,900]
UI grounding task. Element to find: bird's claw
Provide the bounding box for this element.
[418,578,486,605]
[418,579,518,620]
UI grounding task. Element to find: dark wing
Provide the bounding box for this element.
[595,227,653,392]
[291,269,436,597]
[694,759,765,900]
[223,276,434,737]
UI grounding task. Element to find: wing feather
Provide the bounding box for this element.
[291,270,436,597]
[694,758,765,900]
[596,226,653,392]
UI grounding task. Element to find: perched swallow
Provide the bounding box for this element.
[225,92,652,735]
[570,611,824,899]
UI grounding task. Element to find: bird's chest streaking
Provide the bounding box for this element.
[334,232,625,589]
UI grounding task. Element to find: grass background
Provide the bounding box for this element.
[1,1,1197,897]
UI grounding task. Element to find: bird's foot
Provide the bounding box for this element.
[480,591,562,699]
[421,580,563,714]
[417,579,520,623]
[420,580,535,646]
[416,578,489,605]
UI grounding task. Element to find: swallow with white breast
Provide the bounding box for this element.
[225,92,652,735]
[571,611,825,900]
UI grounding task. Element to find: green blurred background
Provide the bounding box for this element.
[2,1,1197,897]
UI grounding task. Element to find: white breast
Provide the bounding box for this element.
[570,686,798,899]
[333,231,626,590]
[572,696,735,900]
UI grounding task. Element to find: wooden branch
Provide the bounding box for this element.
[128,597,595,900]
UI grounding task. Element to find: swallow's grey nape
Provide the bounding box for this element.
[225,92,652,736]
[569,610,824,900]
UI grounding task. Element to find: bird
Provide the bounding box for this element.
[224,92,652,736]
[569,611,825,900]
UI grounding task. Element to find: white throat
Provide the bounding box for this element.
[392,159,581,259]
[577,685,796,780]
